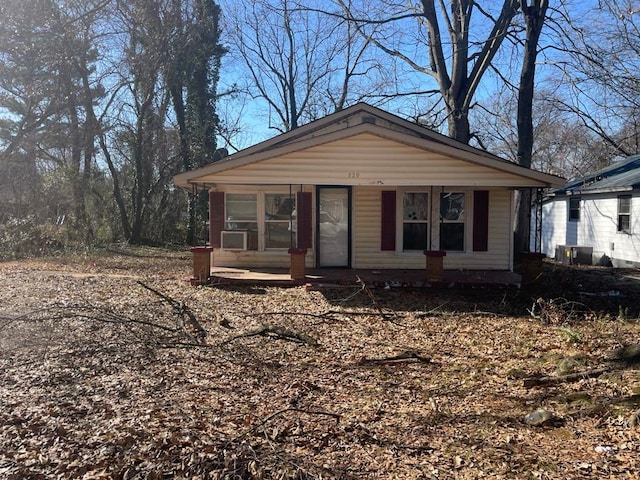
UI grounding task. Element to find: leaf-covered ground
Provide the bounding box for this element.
[1,248,639,479]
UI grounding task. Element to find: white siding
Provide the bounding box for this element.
[204,134,549,187]
[353,186,513,270]
[540,193,640,266]
[539,199,568,257]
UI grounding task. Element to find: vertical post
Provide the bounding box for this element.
[424,250,446,281]
[288,247,307,281]
[190,246,213,286]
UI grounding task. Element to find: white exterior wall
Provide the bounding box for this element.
[581,194,640,266]
[540,193,640,267]
[538,199,568,257]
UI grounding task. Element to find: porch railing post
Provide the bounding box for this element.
[288,248,308,281]
[190,246,213,285]
[424,250,446,281]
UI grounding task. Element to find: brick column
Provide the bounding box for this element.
[424,250,446,281]
[521,252,546,285]
[288,248,307,281]
[190,246,213,286]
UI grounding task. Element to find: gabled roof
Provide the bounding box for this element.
[174,102,564,188]
[559,155,640,195]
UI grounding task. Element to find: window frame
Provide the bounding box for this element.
[439,191,466,252]
[568,196,581,222]
[224,191,298,251]
[400,191,429,252]
[264,192,296,250]
[617,195,632,234]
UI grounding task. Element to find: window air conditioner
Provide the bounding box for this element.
[221,230,248,250]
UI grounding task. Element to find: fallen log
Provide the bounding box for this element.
[523,367,611,388]
[357,351,431,366]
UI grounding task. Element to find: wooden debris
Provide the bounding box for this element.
[607,343,640,363]
[523,367,611,388]
[222,324,318,346]
[136,281,207,343]
[357,350,431,366]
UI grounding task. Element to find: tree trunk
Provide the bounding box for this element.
[514,0,549,256]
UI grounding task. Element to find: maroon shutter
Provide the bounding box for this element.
[381,190,396,251]
[296,191,312,249]
[473,190,489,252]
[209,191,225,248]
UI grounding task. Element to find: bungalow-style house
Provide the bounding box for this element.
[537,154,640,268]
[174,103,563,276]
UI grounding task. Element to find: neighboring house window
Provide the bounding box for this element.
[440,192,465,251]
[225,193,258,249]
[569,197,581,221]
[618,195,631,234]
[265,193,296,249]
[402,192,428,250]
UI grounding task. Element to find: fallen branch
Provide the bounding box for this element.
[228,407,340,445]
[137,281,207,343]
[523,367,612,388]
[221,324,318,346]
[356,276,407,326]
[357,351,431,366]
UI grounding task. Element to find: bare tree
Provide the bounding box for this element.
[331,0,521,143]
[220,0,385,133]
[549,0,640,158]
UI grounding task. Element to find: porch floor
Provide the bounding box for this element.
[208,267,522,288]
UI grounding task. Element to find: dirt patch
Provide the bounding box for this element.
[1,250,638,479]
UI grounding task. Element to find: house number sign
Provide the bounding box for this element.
[347,172,360,179]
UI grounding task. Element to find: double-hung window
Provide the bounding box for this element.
[440,192,465,251]
[569,197,581,221]
[402,192,428,251]
[618,195,631,234]
[265,193,296,249]
[222,192,297,250]
[225,193,258,250]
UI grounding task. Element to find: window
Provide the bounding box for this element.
[265,193,296,249]
[440,192,465,251]
[225,194,258,249]
[402,192,428,250]
[618,195,631,234]
[569,197,581,221]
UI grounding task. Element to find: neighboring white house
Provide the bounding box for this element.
[175,103,563,273]
[537,155,640,268]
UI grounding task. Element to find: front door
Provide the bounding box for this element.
[317,186,351,267]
